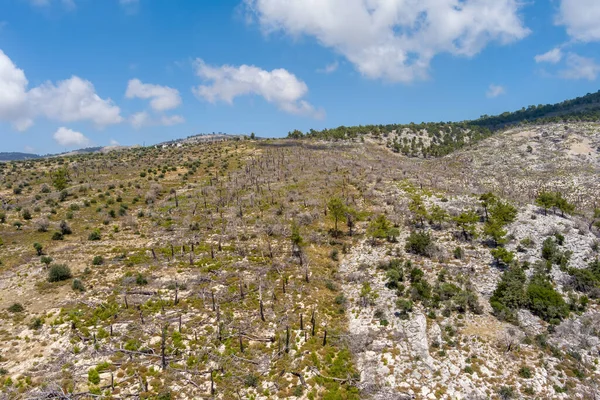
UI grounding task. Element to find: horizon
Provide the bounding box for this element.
[1,0,600,153]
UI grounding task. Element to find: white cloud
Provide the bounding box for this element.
[556,0,600,42]
[129,111,184,129]
[486,84,506,98]
[53,127,91,148]
[109,139,120,146]
[29,76,123,127]
[193,58,324,118]
[160,115,185,126]
[0,50,122,131]
[130,111,151,129]
[0,49,31,130]
[535,48,563,64]
[559,53,600,81]
[126,79,182,111]
[318,61,339,74]
[244,0,530,83]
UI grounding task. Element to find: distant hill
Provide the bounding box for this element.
[473,90,600,128]
[0,152,41,161]
[287,89,600,158]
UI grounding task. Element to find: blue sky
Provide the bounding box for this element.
[0,0,599,154]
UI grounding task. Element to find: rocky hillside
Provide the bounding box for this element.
[0,123,599,399]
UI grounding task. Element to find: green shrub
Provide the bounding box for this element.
[48,264,72,282]
[490,266,527,321]
[453,246,464,259]
[72,279,85,292]
[22,209,32,220]
[244,374,258,387]
[527,276,569,322]
[405,231,434,257]
[498,386,515,399]
[491,247,515,266]
[29,317,43,330]
[92,256,104,266]
[396,298,413,319]
[7,303,24,313]
[88,368,100,385]
[52,232,64,241]
[518,366,532,379]
[136,273,148,285]
[40,256,53,266]
[88,229,101,241]
[60,220,72,235]
[367,215,399,242]
[33,242,43,256]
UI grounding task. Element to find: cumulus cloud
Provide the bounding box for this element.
[556,0,600,42]
[486,84,506,98]
[126,79,182,111]
[129,111,184,129]
[53,127,91,147]
[244,0,530,83]
[559,53,600,81]
[193,58,324,118]
[160,115,185,126]
[535,48,563,64]
[0,49,30,130]
[0,49,122,131]
[130,111,150,129]
[29,76,123,126]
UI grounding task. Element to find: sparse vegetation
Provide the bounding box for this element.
[0,117,598,399]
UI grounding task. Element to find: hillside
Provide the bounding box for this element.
[0,152,40,162]
[288,90,600,159]
[0,121,599,399]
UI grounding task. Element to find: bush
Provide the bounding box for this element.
[244,374,258,387]
[33,242,43,256]
[405,231,434,257]
[40,256,53,267]
[72,279,85,292]
[92,256,104,266]
[88,229,101,241]
[136,273,148,285]
[367,215,399,243]
[22,209,32,220]
[527,277,569,322]
[88,368,100,385]
[396,298,413,318]
[453,246,464,259]
[29,317,43,330]
[48,264,72,282]
[490,266,527,321]
[7,303,24,313]
[498,386,515,399]
[60,220,72,235]
[52,232,64,241]
[518,366,533,379]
